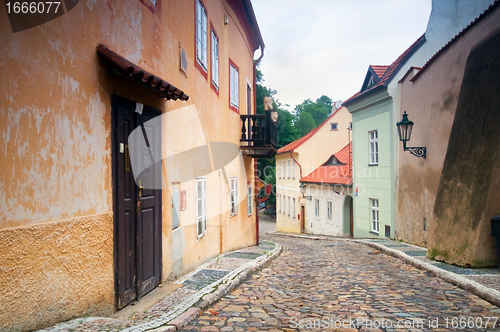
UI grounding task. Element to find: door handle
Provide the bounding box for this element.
[139,180,143,197]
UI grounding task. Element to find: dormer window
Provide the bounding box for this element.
[367,76,375,87]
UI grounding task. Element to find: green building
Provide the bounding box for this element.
[343,37,425,239]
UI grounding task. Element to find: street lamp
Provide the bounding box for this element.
[299,183,312,200]
[396,111,426,159]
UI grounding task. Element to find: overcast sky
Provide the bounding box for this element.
[251,0,432,110]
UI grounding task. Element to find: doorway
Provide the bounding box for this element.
[343,195,353,237]
[112,95,162,309]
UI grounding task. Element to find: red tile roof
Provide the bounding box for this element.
[411,1,500,82]
[300,142,353,185]
[371,65,390,79]
[277,107,341,154]
[343,34,426,106]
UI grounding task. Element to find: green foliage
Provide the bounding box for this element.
[295,111,316,136]
[254,67,334,208]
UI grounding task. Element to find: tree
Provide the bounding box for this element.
[294,95,333,128]
[295,111,316,136]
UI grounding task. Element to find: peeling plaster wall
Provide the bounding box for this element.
[0,213,114,331]
[397,7,500,265]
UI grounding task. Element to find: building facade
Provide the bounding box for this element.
[300,142,353,237]
[275,106,351,233]
[0,0,267,330]
[397,2,500,266]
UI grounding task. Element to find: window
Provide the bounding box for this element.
[278,194,281,213]
[196,178,207,238]
[314,199,320,217]
[287,160,290,178]
[230,177,238,216]
[247,183,252,215]
[349,122,353,130]
[230,61,239,111]
[326,201,333,220]
[370,199,379,233]
[292,160,295,179]
[211,29,219,88]
[330,123,338,130]
[278,161,281,179]
[292,198,296,219]
[288,197,290,216]
[369,130,378,165]
[282,195,285,215]
[195,0,208,72]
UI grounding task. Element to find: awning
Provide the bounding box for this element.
[96,43,189,101]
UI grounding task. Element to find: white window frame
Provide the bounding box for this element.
[314,198,320,218]
[230,64,239,109]
[278,194,280,213]
[326,200,333,221]
[196,177,207,238]
[292,160,295,179]
[330,123,338,131]
[369,130,379,165]
[211,30,219,88]
[287,159,290,179]
[283,196,285,215]
[195,0,208,71]
[247,183,252,216]
[292,198,296,219]
[287,196,290,216]
[370,198,379,233]
[230,177,238,216]
[278,161,281,179]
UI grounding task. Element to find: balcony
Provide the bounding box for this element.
[240,111,277,158]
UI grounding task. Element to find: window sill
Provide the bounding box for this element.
[230,213,238,218]
[369,230,379,235]
[368,163,378,167]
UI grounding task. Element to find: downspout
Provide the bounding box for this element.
[290,151,303,179]
[253,45,264,245]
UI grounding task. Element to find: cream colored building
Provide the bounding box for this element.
[275,106,351,233]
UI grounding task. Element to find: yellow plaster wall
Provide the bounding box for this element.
[275,107,352,233]
[0,0,258,329]
[0,213,114,331]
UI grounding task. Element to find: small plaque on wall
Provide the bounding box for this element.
[180,190,186,211]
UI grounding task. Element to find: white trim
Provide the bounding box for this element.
[195,177,207,238]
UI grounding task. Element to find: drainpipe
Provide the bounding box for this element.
[253,46,264,246]
[290,151,303,179]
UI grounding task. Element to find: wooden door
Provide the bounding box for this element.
[350,198,354,237]
[113,95,162,309]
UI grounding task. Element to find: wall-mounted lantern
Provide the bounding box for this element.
[396,111,426,159]
[299,183,312,200]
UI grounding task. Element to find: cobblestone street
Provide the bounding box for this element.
[180,216,500,332]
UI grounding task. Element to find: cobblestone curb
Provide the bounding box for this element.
[121,242,282,332]
[272,232,500,308]
[355,239,500,308]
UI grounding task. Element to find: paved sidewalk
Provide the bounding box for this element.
[36,241,282,332]
[273,231,500,307]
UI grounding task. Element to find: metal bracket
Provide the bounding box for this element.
[405,146,426,159]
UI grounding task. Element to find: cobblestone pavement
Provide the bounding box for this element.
[180,232,500,331]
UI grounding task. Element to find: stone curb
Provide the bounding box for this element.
[142,242,283,332]
[272,232,500,308]
[355,239,500,308]
[196,243,283,309]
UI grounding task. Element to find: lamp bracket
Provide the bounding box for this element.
[404,146,426,159]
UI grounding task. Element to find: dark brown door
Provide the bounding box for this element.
[113,95,162,309]
[350,199,354,237]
